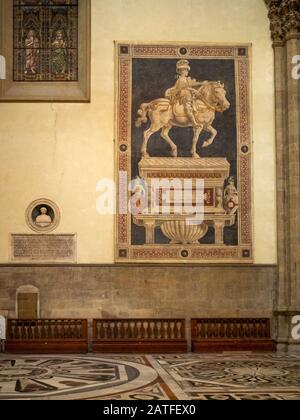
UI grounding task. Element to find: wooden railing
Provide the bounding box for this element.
[93,319,187,353]
[6,319,88,354]
[94,319,185,340]
[7,319,87,340]
[4,318,276,354]
[192,318,271,340]
[191,318,275,352]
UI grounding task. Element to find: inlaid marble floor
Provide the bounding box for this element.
[0,353,300,400]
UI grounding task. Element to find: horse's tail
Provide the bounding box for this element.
[135,103,150,128]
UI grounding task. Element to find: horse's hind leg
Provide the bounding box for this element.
[141,128,153,158]
[141,122,162,158]
[161,124,177,157]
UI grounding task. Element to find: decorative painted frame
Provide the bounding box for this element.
[116,42,252,263]
[0,0,90,102]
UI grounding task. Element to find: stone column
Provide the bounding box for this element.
[214,221,225,245]
[265,0,300,351]
[145,221,155,244]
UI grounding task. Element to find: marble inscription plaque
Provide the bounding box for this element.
[11,234,76,263]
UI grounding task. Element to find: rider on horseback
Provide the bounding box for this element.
[136,61,229,158]
[165,59,206,127]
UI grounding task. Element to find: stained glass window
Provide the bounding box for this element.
[13,0,78,82]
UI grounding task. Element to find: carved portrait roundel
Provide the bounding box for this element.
[26,199,60,233]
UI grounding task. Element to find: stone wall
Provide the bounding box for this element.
[265,0,300,351]
[0,0,276,264]
[0,264,276,347]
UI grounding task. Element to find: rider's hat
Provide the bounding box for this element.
[176,59,190,73]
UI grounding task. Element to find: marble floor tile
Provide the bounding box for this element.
[0,353,299,400]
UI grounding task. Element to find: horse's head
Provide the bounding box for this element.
[199,81,230,112]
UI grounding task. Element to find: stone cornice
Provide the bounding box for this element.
[265,0,300,44]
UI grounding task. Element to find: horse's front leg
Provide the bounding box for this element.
[191,126,203,158]
[202,125,217,148]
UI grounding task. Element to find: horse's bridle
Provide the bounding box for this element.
[196,84,224,112]
[196,94,218,111]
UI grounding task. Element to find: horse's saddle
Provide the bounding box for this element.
[172,102,185,117]
[172,100,198,118]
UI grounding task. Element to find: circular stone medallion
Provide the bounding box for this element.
[0,356,157,400]
[26,198,60,233]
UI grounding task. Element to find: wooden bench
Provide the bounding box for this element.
[93,319,187,353]
[6,319,88,354]
[191,318,276,352]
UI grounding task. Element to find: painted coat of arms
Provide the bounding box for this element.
[116,43,252,263]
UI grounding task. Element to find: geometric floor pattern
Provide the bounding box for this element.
[1,353,300,400]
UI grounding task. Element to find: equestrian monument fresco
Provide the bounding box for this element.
[116,43,252,263]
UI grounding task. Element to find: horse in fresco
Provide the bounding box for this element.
[135,81,230,158]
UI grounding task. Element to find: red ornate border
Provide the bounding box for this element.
[116,44,252,263]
